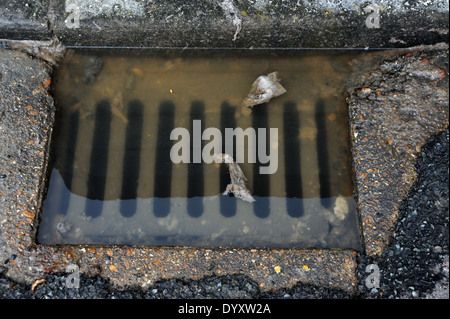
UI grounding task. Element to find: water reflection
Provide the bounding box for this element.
[39,168,362,250]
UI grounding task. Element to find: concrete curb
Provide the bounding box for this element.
[1,0,449,49]
[0,0,51,41]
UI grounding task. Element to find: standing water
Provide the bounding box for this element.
[38,49,362,250]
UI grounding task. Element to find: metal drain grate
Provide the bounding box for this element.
[51,98,348,218]
[37,51,362,249]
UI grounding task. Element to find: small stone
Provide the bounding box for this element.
[23,210,35,219]
[358,87,373,98]
[412,291,419,298]
[434,246,442,253]
[56,220,72,235]
[109,265,118,272]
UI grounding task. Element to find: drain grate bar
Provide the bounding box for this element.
[153,101,175,217]
[187,101,205,218]
[120,100,144,217]
[252,104,270,219]
[314,99,332,209]
[283,101,304,217]
[219,101,237,218]
[85,100,111,218]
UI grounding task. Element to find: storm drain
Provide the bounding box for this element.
[37,49,362,250]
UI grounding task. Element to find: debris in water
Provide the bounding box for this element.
[214,153,255,203]
[110,91,128,124]
[56,219,73,235]
[82,56,103,85]
[241,72,286,115]
[334,195,349,220]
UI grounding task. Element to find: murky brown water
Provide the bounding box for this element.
[38,49,362,250]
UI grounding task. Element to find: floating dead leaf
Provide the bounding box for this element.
[213,153,255,203]
[241,72,286,115]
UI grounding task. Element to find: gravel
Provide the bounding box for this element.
[357,129,449,299]
[1,129,447,299]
